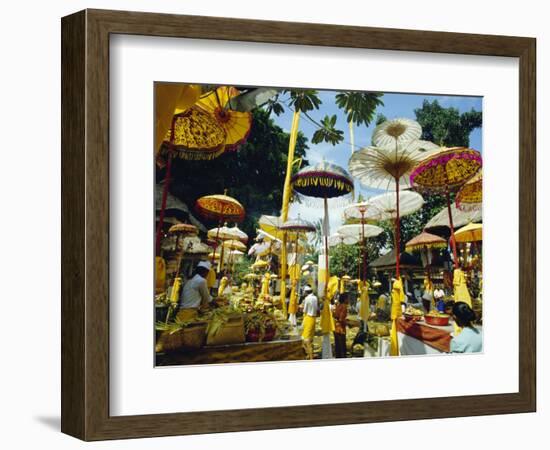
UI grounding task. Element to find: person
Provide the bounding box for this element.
[433,284,446,312]
[450,302,482,353]
[413,284,422,303]
[333,292,349,358]
[176,261,213,321]
[299,285,318,359]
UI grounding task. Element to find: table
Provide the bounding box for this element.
[156,337,306,366]
[396,318,454,355]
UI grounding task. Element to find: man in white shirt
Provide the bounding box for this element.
[300,285,318,360]
[177,261,213,321]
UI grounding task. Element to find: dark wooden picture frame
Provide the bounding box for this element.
[61,9,536,441]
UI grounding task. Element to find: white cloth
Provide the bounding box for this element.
[179,274,212,309]
[433,288,445,300]
[302,293,318,317]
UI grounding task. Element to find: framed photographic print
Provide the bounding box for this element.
[61,9,536,441]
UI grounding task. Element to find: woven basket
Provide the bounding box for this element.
[155,322,207,353]
[206,315,245,346]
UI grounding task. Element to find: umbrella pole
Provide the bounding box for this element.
[395,177,401,279]
[445,186,459,269]
[324,197,330,301]
[361,211,366,281]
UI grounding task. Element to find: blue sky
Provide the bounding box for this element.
[270,90,483,233]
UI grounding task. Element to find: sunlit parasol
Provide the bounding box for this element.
[196,191,245,274]
[328,233,359,247]
[363,191,424,275]
[291,161,354,357]
[454,222,482,243]
[195,86,253,151]
[349,119,438,278]
[222,239,247,252]
[410,147,482,268]
[456,172,482,211]
[279,216,316,325]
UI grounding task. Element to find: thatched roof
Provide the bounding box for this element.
[155,186,206,231]
[370,249,422,269]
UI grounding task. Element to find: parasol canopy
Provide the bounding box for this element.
[410,147,482,269]
[228,225,248,243]
[291,160,354,199]
[251,259,269,270]
[454,222,482,243]
[363,191,424,221]
[337,224,384,239]
[279,216,316,233]
[207,224,236,241]
[410,147,482,191]
[160,107,227,160]
[372,117,422,149]
[456,172,482,211]
[328,233,359,247]
[258,215,290,241]
[405,231,447,252]
[425,203,482,230]
[222,239,247,252]
[195,86,253,151]
[195,192,245,223]
[349,140,440,190]
[168,223,198,235]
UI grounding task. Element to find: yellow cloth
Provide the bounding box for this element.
[260,273,271,298]
[155,84,201,153]
[288,280,298,314]
[301,315,316,341]
[169,277,182,304]
[390,278,405,356]
[206,268,216,289]
[218,276,228,297]
[339,278,345,294]
[320,300,335,334]
[359,280,371,322]
[155,256,166,294]
[176,308,198,322]
[453,269,472,307]
[327,276,339,301]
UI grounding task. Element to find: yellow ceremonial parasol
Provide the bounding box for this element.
[155,83,201,155]
[196,86,253,151]
[410,147,482,269]
[456,172,482,211]
[222,239,247,252]
[251,259,269,270]
[196,192,245,223]
[454,222,482,243]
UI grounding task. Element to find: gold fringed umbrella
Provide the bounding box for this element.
[196,86,253,151]
[454,222,482,243]
[196,191,245,274]
[456,172,482,211]
[410,147,482,269]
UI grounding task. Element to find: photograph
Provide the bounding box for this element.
[154,84,483,366]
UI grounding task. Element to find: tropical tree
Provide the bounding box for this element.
[414,99,482,147]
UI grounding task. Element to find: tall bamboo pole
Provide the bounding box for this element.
[279,110,301,318]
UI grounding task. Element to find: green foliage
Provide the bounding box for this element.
[375,113,388,126]
[288,89,322,112]
[329,233,390,278]
[414,100,482,147]
[166,108,309,238]
[335,92,384,126]
[312,115,344,145]
[232,256,254,285]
